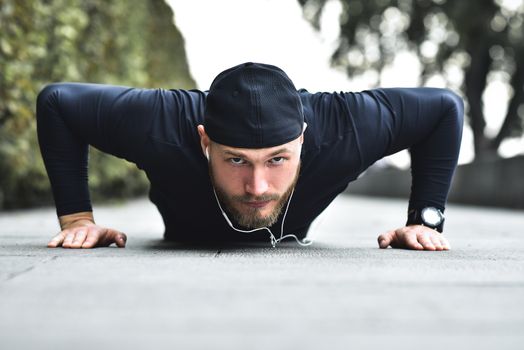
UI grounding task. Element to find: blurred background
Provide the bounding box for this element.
[1,0,523,211]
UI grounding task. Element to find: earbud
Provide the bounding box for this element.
[205,147,210,161]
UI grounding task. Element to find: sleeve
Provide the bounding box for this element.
[36,82,160,217]
[346,87,464,219]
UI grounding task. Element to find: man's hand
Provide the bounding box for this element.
[377,225,450,251]
[47,220,127,249]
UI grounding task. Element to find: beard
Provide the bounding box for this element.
[209,161,301,229]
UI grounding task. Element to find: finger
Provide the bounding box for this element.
[115,232,127,248]
[47,231,66,248]
[417,231,436,251]
[404,231,424,250]
[429,233,443,250]
[377,230,395,249]
[101,229,127,248]
[439,235,451,250]
[70,229,88,248]
[62,231,76,248]
[81,230,100,248]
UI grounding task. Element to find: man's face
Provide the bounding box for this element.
[203,131,303,229]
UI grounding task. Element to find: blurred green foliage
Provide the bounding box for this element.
[0,0,195,210]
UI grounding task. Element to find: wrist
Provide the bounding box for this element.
[406,207,445,233]
[59,211,95,230]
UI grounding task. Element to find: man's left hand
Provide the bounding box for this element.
[377,225,451,251]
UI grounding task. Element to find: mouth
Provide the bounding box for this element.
[243,200,272,209]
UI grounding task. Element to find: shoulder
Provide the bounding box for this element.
[167,88,207,108]
[298,89,356,147]
[146,88,207,150]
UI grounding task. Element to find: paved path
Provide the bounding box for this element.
[1,195,523,350]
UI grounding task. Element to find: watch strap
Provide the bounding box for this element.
[406,208,444,233]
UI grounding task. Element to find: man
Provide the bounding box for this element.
[37,62,464,250]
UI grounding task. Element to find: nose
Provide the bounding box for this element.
[245,167,269,197]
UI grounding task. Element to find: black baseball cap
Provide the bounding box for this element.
[204,62,305,148]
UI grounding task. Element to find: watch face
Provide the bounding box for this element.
[421,207,442,226]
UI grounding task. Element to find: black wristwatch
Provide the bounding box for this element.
[406,207,445,233]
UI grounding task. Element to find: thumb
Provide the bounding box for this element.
[377,230,396,249]
[114,232,127,248]
[106,229,127,248]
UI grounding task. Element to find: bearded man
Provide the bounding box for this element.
[37,62,463,250]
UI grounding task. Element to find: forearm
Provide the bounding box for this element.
[346,87,464,229]
[36,83,93,216]
[36,82,152,217]
[407,89,464,213]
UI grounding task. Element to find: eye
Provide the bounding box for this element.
[229,157,245,165]
[269,157,286,165]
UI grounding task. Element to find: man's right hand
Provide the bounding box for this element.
[48,214,127,249]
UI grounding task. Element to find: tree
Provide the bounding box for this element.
[298,0,524,161]
[0,0,195,209]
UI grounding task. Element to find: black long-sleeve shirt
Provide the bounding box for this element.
[36,83,464,241]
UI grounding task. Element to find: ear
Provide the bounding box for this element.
[197,125,210,156]
[300,122,308,144]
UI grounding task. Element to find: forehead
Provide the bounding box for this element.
[213,136,301,158]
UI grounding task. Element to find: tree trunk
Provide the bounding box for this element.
[464,43,497,161]
[492,51,524,150]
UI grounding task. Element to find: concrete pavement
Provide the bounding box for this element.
[1,194,523,350]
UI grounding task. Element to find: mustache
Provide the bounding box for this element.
[232,194,280,202]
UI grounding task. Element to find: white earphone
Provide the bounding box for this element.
[203,136,312,247]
